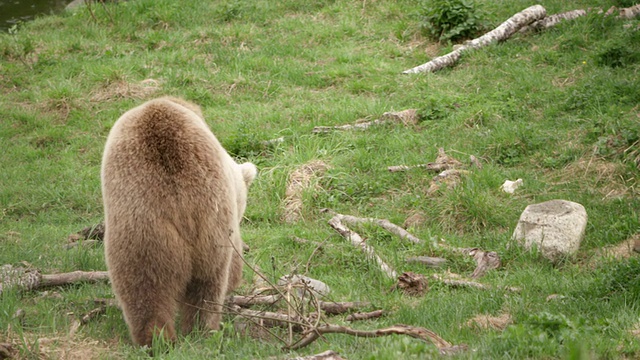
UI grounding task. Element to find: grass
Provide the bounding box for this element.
[0,0,639,358]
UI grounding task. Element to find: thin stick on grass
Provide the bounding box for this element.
[328,215,397,279]
[334,214,424,245]
[286,323,466,354]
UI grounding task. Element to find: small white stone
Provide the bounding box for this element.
[501,178,523,194]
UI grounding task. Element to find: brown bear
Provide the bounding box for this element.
[101,97,257,347]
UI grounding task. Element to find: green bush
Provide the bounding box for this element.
[420,0,483,43]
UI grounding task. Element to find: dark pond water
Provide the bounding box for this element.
[0,0,74,31]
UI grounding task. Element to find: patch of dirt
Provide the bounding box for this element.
[283,160,330,223]
[90,78,161,102]
[464,313,512,331]
[587,234,640,269]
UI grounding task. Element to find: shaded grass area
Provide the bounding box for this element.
[0,0,639,358]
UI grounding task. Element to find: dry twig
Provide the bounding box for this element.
[287,323,465,354]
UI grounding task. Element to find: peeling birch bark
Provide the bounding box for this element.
[328,215,397,279]
[403,5,547,74]
[519,9,587,33]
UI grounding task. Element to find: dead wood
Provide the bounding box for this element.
[66,222,105,249]
[283,160,330,223]
[388,148,463,173]
[406,256,447,268]
[433,274,520,292]
[346,310,384,322]
[317,301,371,315]
[0,265,109,296]
[229,294,282,307]
[404,5,546,74]
[289,350,345,360]
[519,9,587,33]
[312,109,418,134]
[287,323,465,354]
[521,5,640,33]
[328,215,398,279]
[391,272,429,296]
[312,119,387,133]
[69,306,108,338]
[469,249,501,278]
[334,213,424,245]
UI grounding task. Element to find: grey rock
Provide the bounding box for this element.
[512,199,587,262]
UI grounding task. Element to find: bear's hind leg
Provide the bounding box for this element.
[179,276,228,335]
[123,296,178,347]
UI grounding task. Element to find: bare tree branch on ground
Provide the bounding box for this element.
[403,5,546,74]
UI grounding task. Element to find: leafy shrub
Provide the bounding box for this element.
[420,0,483,43]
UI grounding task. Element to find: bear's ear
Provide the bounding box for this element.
[239,162,257,186]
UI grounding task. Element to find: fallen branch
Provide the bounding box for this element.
[519,9,587,33]
[346,310,384,322]
[521,4,640,33]
[433,274,520,292]
[287,323,465,354]
[312,109,418,134]
[388,148,464,173]
[403,5,546,74]
[334,213,424,245]
[0,265,109,296]
[328,215,397,279]
[406,256,448,268]
[317,301,371,315]
[313,119,387,133]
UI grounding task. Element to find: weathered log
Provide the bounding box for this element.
[403,5,547,74]
[0,265,109,296]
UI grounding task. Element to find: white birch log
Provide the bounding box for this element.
[403,5,547,74]
[519,9,587,33]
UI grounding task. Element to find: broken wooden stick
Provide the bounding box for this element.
[287,323,465,354]
[403,5,546,74]
[406,256,447,268]
[328,215,397,279]
[334,213,424,245]
[432,274,520,292]
[0,265,109,296]
[345,310,384,322]
[388,147,464,173]
[312,109,419,133]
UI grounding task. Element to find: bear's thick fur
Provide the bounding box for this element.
[101,97,256,346]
